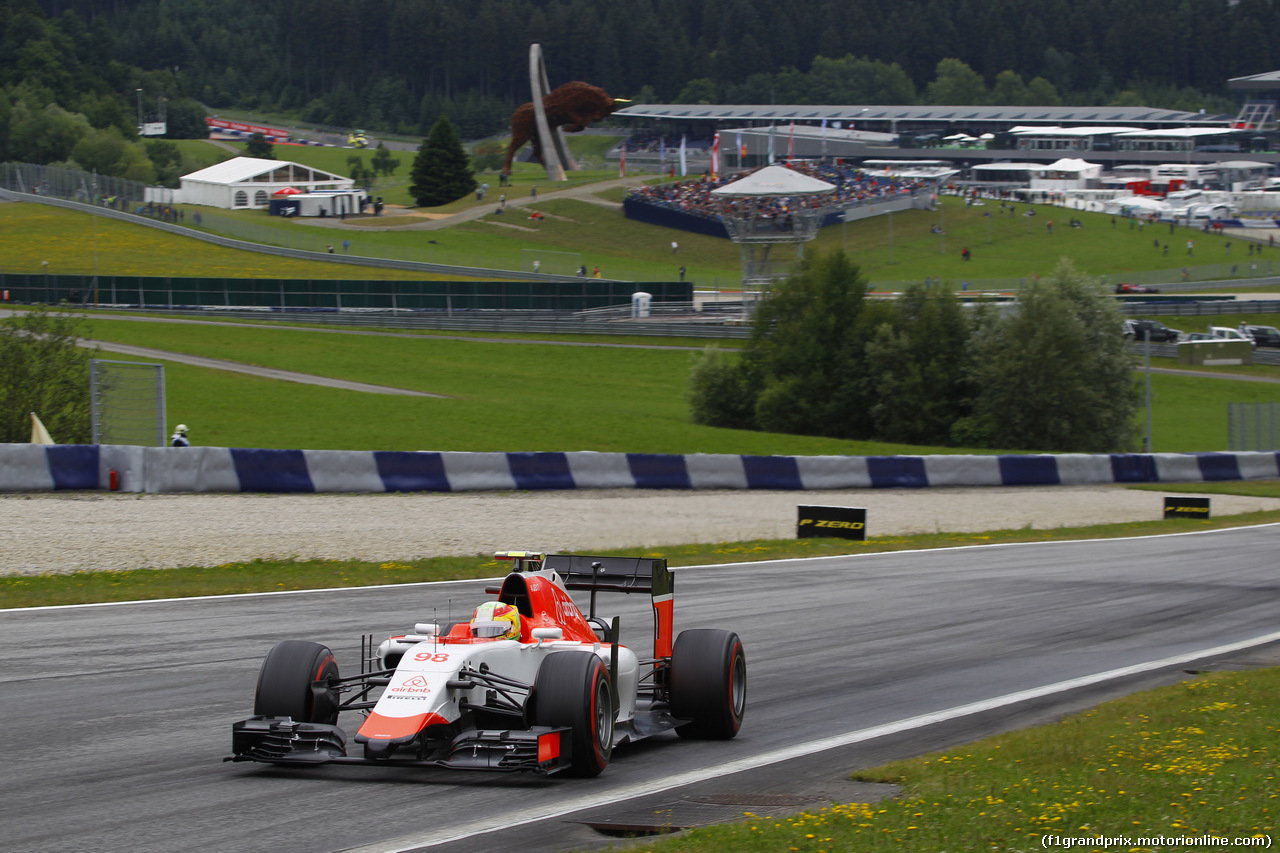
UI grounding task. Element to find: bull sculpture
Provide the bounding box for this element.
[504,81,628,175]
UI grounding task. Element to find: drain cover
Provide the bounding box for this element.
[689,794,820,807]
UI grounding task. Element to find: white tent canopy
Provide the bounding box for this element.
[177,157,354,209]
[1041,158,1101,174]
[710,165,836,197]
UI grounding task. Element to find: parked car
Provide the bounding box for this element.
[1239,324,1280,348]
[1208,326,1256,347]
[1183,333,1222,343]
[1123,319,1182,343]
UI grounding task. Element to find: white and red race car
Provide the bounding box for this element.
[229,551,746,776]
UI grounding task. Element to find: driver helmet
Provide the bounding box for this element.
[174,424,189,435]
[470,601,521,640]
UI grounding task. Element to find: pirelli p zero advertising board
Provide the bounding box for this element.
[1164,496,1211,520]
[797,505,867,541]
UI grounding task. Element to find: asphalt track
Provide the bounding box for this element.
[3,524,1279,853]
[2,522,1280,845]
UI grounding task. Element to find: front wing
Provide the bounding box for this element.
[228,716,574,774]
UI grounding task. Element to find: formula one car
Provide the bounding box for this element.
[228,552,746,777]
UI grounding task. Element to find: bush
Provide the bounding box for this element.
[0,307,94,444]
[687,253,1139,453]
[688,346,756,429]
[957,260,1140,452]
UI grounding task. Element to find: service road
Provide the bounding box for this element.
[2,524,1277,853]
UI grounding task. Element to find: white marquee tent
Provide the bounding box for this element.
[710,165,836,196]
[176,157,354,209]
[1030,158,1103,190]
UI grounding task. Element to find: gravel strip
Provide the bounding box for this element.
[4,486,1279,577]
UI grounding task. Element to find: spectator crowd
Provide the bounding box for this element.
[625,160,929,227]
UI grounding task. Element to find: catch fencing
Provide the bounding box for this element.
[0,273,692,313]
[90,360,167,448]
[1229,402,1280,451]
[0,162,148,209]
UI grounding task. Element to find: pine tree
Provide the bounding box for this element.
[244,132,275,160]
[409,116,476,208]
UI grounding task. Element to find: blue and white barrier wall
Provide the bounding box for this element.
[2,445,1279,493]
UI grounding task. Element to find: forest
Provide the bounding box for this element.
[3,0,1280,178]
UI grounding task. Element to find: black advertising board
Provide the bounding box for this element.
[1164,496,1211,520]
[797,505,867,540]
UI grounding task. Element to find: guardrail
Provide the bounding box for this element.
[1121,299,1280,317]
[5,445,1277,494]
[1128,339,1280,366]
[68,305,754,339]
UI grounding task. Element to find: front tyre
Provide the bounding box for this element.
[670,629,746,739]
[253,640,340,725]
[532,651,613,777]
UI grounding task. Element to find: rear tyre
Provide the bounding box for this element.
[532,651,613,777]
[253,640,340,725]
[670,629,746,739]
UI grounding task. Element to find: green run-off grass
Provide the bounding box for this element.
[78,316,1280,453]
[623,668,1277,853]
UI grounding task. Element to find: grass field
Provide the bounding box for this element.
[7,156,1274,286]
[80,317,936,454]
[75,316,1280,453]
[0,204,460,280]
[5,166,1279,455]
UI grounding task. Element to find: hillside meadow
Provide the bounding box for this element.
[7,143,1271,287]
[4,163,1279,455]
[77,316,1279,453]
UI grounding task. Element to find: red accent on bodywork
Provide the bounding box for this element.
[520,576,599,643]
[357,711,448,740]
[653,598,674,658]
[538,731,561,764]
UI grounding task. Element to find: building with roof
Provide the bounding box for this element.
[176,157,354,209]
[614,104,1226,134]
[613,101,1279,169]
[1228,71,1280,130]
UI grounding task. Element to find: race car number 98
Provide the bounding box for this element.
[414,652,450,662]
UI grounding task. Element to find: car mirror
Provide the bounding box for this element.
[414,623,441,636]
[531,627,563,643]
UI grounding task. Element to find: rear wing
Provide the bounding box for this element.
[494,552,675,658]
[542,554,669,595]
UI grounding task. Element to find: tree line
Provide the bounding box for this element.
[4,0,1279,185]
[689,255,1140,453]
[27,0,1280,138]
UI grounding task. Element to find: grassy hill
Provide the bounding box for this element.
[69,315,1280,454]
[5,163,1279,455]
[6,136,1269,285]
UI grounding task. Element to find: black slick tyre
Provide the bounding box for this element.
[670,628,746,739]
[532,651,613,777]
[253,640,340,725]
